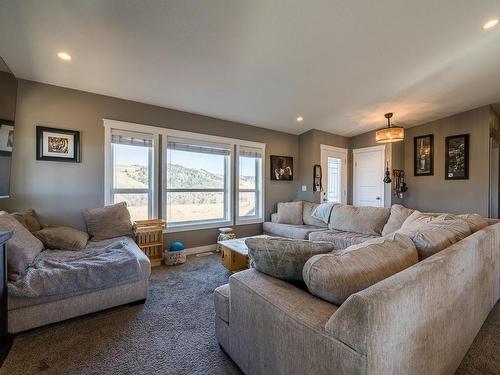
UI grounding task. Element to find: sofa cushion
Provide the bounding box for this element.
[329,204,390,236]
[0,214,44,281]
[400,210,441,229]
[246,236,335,282]
[308,230,378,250]
[457,213,489,233]
[11,209,42,233]
[35,226,89,251]
[277,201,303,225]
[263,222,327,240]
[303,233,418,305]
[214,284,230,323]
[398,217,471,259]
[381,204,415,236]
[82,202,134,241]
[303,201,328,227]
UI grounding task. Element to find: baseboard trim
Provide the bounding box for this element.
[184,244,217,256]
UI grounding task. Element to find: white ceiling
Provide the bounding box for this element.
[1,0,500,136]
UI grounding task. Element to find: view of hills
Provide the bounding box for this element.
[117,164,255,189]
[115,163,256,221]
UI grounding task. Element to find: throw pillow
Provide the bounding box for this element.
[381,204,415,236]
[35,226,89,251]
[400,210,442,230]
[398,217,471,259]
[11,209,42,233]
[0,214,44,281]
[277,201,303,225]
[329,204,390,236]
[303,201,329,227]
[311,202,336,225]
[245,236,335,282]
[303,233,418,305]
[82,202,134,241]
[458,213,489,233]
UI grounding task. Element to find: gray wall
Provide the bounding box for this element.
[0,70,18,197]
[403,106,490,216]
[297,129,349,203]
[0,80,299,248]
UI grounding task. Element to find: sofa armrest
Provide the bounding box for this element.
[326,223,500,375]
[227,269,364,374]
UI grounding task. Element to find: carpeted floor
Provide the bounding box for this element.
[1,253,498,374]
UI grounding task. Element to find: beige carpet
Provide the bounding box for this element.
[1,253,498,374]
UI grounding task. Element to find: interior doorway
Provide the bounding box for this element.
[353,145,385,207]
[320,145,347,204]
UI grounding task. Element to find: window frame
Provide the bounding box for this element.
[104,123,159,220]
[104,119,265,233]
[164,136,233,232]
[235,145,265,225]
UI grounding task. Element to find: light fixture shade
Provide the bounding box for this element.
[376,126,404,143]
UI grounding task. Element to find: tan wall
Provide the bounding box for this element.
[297,129,349,203]
[0,80,299,248]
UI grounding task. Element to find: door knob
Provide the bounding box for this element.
[376,197,381,200]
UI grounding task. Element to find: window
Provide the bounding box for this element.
[165,138,232,230]
[104,119,265,232]
[236,146,263,224]
[327,157,342,203]
[106,129,157,221]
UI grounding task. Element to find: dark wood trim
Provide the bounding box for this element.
[414,134,434,176]
[445,133,469,180]
[36,126,81,163]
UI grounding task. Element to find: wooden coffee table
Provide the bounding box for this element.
[218,235,268,273]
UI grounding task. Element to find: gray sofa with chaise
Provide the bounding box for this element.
[1,205,151,333]
[216,204,500,374]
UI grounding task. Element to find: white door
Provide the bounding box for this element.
[353,145,385,207]
[320,145,347,203]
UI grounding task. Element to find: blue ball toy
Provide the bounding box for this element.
[170,241,185,252]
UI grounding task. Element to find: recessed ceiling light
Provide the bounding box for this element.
[57,52,72,61]
[483,18,499,30]
[296,116,304,122]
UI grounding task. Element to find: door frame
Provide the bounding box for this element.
[320,144,348,204]
[353,145,386,207]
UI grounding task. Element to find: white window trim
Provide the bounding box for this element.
[235,144,266,225]
[103,121,159,219]
[103,119,266,232]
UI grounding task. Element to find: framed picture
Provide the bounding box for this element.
[0,119,14,155]
[270,155,293,180]
[414,134,434,176]
[445,134,469,180]
[36,126,81,162]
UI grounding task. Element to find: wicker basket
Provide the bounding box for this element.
[133,219,166,267]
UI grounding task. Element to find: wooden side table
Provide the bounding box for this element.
[218,237,252,273]
[133,219,166,267]
[0,231,13,366]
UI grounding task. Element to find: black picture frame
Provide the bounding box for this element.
[414,134,434,176]
[270,155,293,180]
[445,134,469,180]
[36,126,81,162]
[0,119,14,157]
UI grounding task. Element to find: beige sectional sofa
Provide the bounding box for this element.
[216,203,500,374]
